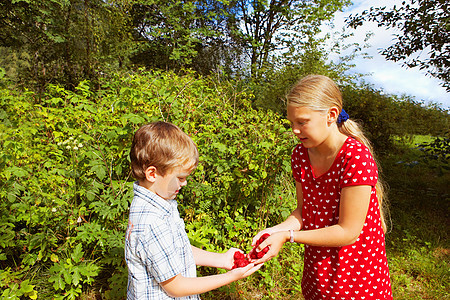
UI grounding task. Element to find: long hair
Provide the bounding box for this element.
[286,75,389,232]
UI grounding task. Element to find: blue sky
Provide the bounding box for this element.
[329,0,449,109]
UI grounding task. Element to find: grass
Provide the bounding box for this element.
[202,137,449,299]
[381,142,449,299]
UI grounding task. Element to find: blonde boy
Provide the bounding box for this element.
[125,121,261,299]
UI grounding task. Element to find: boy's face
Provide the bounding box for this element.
[150,166,192,200]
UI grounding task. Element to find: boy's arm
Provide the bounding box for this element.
[160,263,262,298]
[191,246,237,270]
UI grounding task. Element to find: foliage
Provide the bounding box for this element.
[0,0,133,90]
[0,69,296,298]
[251,45,357,114]
[346,0,450,91]
[416,137,450,175]
[1,69,449,299]
[1,0,356,90]
[381,144,449,300]
[129,0,243,76]
[341,83,449,153]
[228,0,350,79]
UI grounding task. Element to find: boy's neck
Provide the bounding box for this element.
[138,179,158,195]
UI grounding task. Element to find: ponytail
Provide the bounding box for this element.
[338,119,389,233]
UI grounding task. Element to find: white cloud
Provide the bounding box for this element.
[329,0,449,108]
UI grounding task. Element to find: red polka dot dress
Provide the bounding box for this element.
[291,137,392,300]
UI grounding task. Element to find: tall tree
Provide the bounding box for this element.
[129,0,350,78]
[230,0,350,79]
[129,0,243,75]
[346,0,449,91]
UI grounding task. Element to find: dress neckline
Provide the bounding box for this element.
[305,136,351,179]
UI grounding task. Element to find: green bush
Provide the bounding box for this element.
[0,69,297,298]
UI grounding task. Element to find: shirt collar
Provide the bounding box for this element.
[133,181,178,214]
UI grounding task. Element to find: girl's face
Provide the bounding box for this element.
[287,105,331,148]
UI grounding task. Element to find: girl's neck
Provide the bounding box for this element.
[309,130,348,158]
[308,131,348,177]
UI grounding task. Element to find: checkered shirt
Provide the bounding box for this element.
[125,182,200,299]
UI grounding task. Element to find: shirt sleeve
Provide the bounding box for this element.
[142,219,185,283]
[341,143,378,188]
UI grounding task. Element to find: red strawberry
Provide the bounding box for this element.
[234,251,244,260]
[237,260,249,268]
[249,233,270,260]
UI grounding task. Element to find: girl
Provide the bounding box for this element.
[252,75,392,299]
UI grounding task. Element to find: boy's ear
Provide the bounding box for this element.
[327,107,340,124]
[144,166,158,183]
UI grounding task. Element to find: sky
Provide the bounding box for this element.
[327,0,449,109]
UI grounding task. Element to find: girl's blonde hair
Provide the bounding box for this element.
[286,74,389,232]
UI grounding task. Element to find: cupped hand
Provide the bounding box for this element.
[230,261,264,279]
[223,248,244,270]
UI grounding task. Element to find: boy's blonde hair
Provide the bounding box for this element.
[286,74,389,232]
[130,121,199,180]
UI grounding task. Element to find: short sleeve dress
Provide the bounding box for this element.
[291,137,393,300]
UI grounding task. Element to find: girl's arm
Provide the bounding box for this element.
[251,181,304,246]
[255,185,371,262]
[191,246,238,270]
[160,263,263,298]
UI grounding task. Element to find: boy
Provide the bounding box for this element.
[125,121,261,299]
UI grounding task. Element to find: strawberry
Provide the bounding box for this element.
[248,233,270,260]
[232,233,271,269]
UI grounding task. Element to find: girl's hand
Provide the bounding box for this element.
[251,227,277,247]
[251,231,289,264]
[222,248,243,270]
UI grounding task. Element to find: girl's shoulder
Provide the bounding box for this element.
[343,137,372,156]
[340,137,376,166]
[292,143,307,157]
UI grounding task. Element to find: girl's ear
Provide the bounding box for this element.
[327,107,340,124]
[144,166,158,183]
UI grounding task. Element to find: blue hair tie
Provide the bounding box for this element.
[337,109,349,124]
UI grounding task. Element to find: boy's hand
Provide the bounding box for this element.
[222,248,244,270]
[230,262,264,279]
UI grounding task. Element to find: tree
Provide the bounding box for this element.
[129,0,350,79]
[129,0,243,75]
[0,0,133,90]
[229,0,350,79]
[346,0,450,91]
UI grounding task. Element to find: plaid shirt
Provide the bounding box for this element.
[125,182,200,299]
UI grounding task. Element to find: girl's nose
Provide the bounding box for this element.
[292,124,301,134]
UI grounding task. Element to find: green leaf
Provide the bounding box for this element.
[49,273,66,291]
[71,268,81,286]
[71,244,84,263]
[91,164,106,180]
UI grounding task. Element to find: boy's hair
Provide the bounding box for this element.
[130,121,199,180]
[286,74,389,233]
